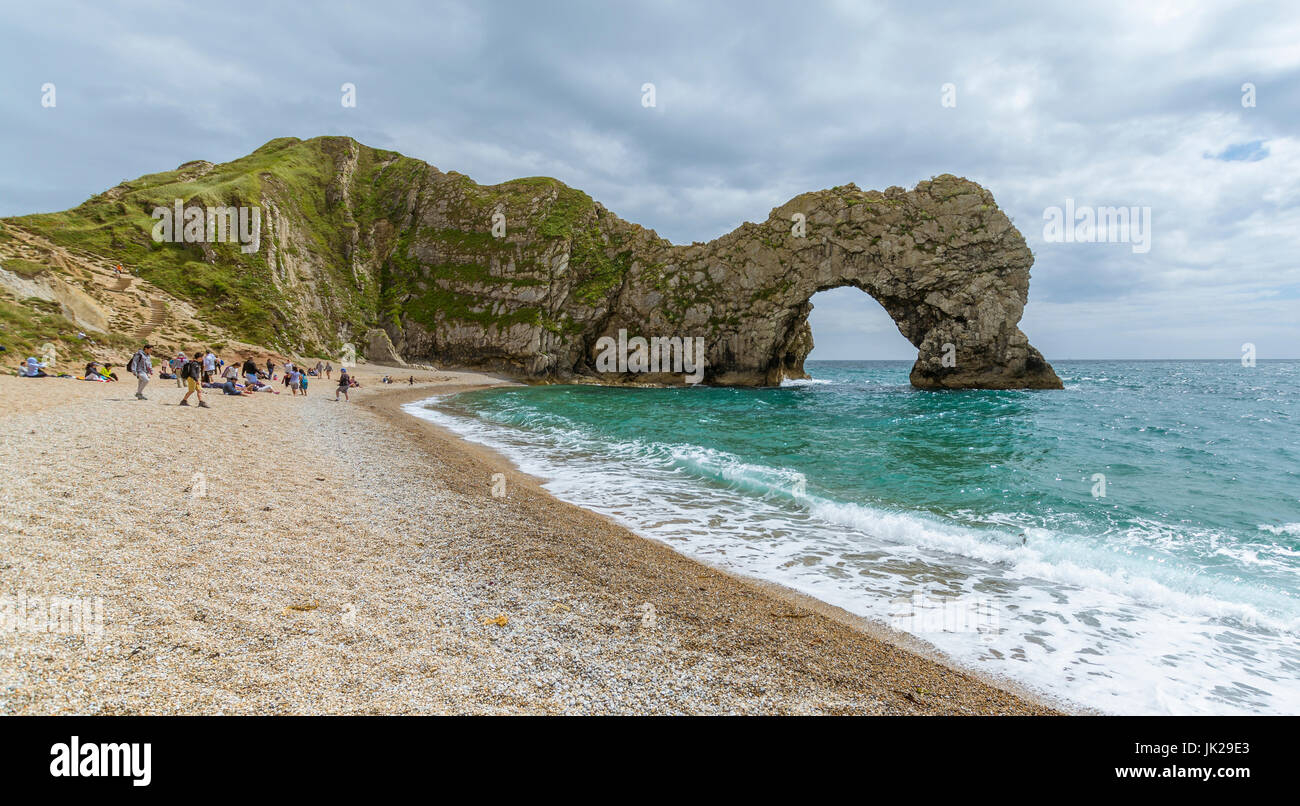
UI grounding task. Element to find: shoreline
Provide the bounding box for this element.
[374,381,1069,714]
[1,367,1061,714]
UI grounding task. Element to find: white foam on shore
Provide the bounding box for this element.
[404,395,1300,715]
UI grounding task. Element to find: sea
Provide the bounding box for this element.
[403,359,1300,714]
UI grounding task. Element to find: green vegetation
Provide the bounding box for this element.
[2,258,50,279]
[0,297,133,371]
[1,135,637,360]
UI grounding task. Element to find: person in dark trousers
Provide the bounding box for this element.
[128,344,153,399]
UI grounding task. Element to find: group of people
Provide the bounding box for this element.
[124,344,359,406]
[17,341,375,407]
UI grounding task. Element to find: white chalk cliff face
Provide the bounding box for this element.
[7,137,1060,389]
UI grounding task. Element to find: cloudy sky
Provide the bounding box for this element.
[3,0,1297,359]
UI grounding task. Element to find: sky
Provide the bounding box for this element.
[2,0,1297,359]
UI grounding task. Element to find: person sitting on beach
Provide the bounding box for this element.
[83,361,106,381]
[21,357,48,377]
[222,363,238,382]
[221,378,252,396]
[98,363,119,382]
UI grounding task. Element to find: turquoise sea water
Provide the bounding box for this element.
[406,360,1300,714]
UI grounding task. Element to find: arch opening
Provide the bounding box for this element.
[803,286,918,363]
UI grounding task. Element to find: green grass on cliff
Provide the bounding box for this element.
[4,136,638,355]
[0,297,135,372]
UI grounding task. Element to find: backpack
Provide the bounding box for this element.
[181,360,201,381]
[127,351,143,375]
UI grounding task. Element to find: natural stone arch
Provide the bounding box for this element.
[600,174,1062,389]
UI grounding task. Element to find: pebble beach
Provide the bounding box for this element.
[0,366,1058,715]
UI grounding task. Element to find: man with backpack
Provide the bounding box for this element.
[179,351,210,408]
[127,344,153,400]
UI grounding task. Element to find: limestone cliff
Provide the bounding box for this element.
[3,136,1060,389]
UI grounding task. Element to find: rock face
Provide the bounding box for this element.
[380,168,1061,390]
[608,176,1062,389]
[7,137,1060,390]
[363,327,406,366]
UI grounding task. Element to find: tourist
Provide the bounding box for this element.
[21,357,49,377]
[179,352,209,408]
[170,352,185,386]
[267,358,275,378]
[324,362,332,380]
[202,349,216,383]
[128,344,153,399]
[99,363,119,382]
[408,376,415,385]
[222,362,238,382]
[299,371,309,396]
[335,369,351,402]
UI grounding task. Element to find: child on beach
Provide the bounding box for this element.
[335,369,350,402]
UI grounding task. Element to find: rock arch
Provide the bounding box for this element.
[603,174,1062,389]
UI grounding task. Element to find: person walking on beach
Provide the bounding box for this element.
[324,362,332,380]
[179,352,209,408]
[335,368,351,402]
[128,344,153,400]
[300,370,309,396]
[170,352,184,386]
